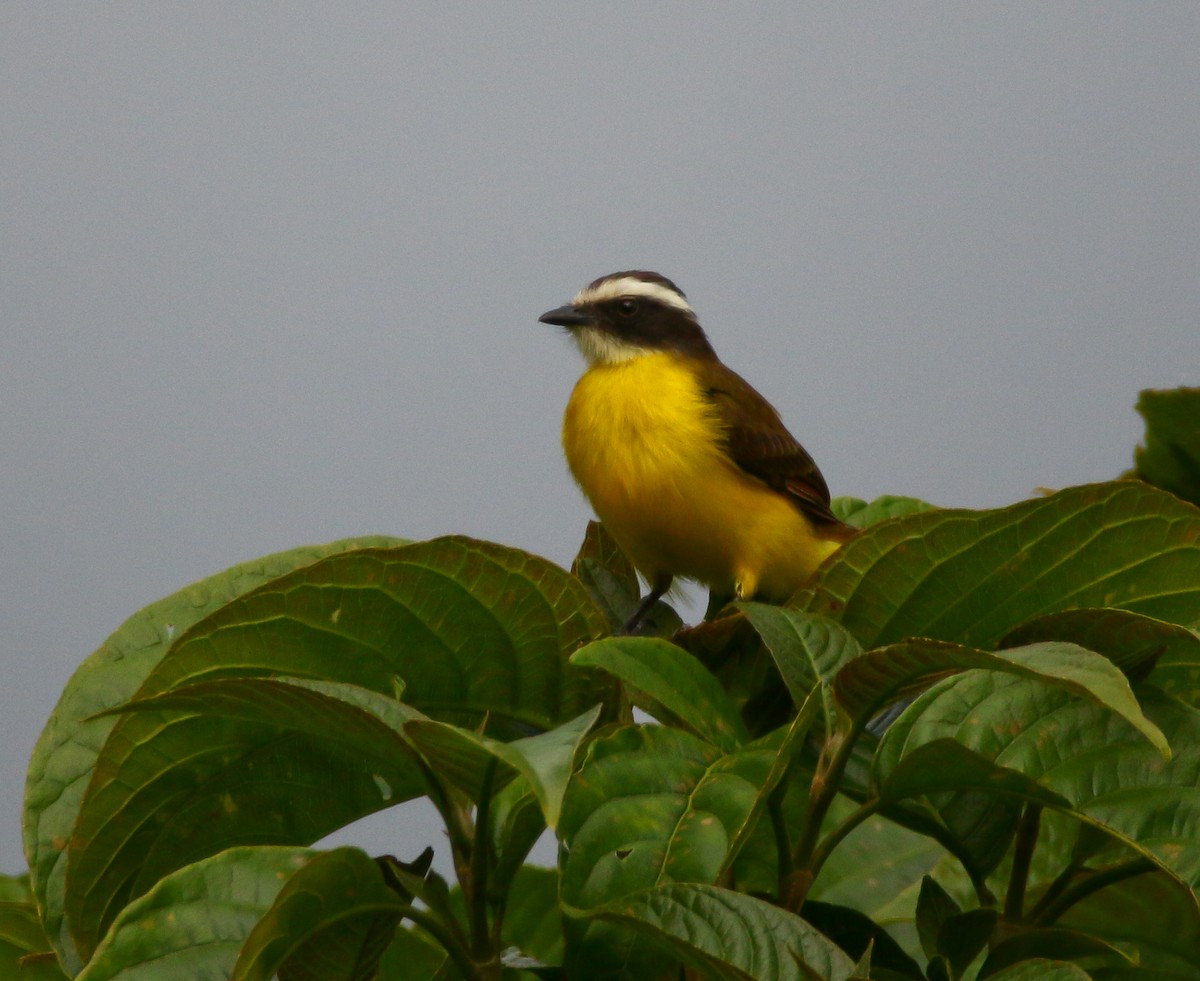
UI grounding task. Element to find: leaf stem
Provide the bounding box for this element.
[768,775,793,901]
[1004,803,1042,922]
[1030,857,1156,926]
[415,754,476,882]
[1025,863,1080,923]
[470,759,498,960]
[807,798,882,882]
[788,716,867,908]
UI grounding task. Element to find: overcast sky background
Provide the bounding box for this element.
[2,5,1197,876]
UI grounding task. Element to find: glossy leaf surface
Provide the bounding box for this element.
[23,536,401,970]
[800,482,1200,648]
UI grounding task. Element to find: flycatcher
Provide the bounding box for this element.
[540,270,854,632]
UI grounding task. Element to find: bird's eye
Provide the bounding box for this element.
[616,298,639,317]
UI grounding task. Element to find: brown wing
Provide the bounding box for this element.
[698,360,842,526]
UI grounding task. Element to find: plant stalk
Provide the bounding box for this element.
[469,760,498,960]
[1004,803,1042,923]
[807,798,882,882]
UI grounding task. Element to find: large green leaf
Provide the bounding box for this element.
[136,537,608,732]
[75,847,313,981]
[1055,870,1200,975]
[22,536,402,972]
[852,634,1168,883]
[798,481,1200,648]
[65,679,427,961]
[1134,387,1200,507]
[835,639,1168,754]
[403,705,601,829]
[876,673,1200,897]
[582,883,857,981]
[558,726,773,911]
[1002,608,1200,709]
[232,847,405,981]
[808,801,946,920]
[571,637,748,750]
[63,538,606,959]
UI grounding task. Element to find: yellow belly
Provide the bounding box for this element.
[562,352,840,601]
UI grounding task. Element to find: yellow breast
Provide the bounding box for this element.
[561,352,837,601]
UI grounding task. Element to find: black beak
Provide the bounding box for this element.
[538,304,594,328]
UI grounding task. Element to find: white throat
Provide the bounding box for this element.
[572,326,652,367]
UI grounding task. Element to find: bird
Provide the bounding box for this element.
[539,270,856,634]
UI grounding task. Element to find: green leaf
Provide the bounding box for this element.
[73,846,313,981]
[832,495,939,527]
[487,778,547,899]
[838,639,1168,756]
[571,637,748,750]
[1056,870,1200,975]
[877,674,1200,897]
[137,537,608,733]
[977,927,1134,979]
[64,679,428,959]
[571,521,675,636]
[374,926,453,980]
[926,955,952,981]
[1134,387,1200,507]
[721,690,825,886]
[498,866,564,970]
[798,900,924,979]
[403,705,602,829]
[878,739,1070,809]
[984,961,1093,981]
[232,847,406,981]
[558,726,773,911]
[808,805,946,922]
[915,876,960,961]
[739,605,863,734]
[572,521,638,598]
[22,536,402,972]
[583,883,857,981]
[1002,608,1200,709]
[938,907,997,978]
[799,481,1200,649]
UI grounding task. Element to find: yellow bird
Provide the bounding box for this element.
[540,270,855,633]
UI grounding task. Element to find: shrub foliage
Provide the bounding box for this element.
[4,388,1199,980]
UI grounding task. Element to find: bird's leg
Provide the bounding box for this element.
[703,589,735,622]
[621,576,671,635]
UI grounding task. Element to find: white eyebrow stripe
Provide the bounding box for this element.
[573,277,695,315]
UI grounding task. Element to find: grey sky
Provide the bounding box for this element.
[3,5,1197,875]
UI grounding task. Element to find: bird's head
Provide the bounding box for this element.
[539,271,716,366]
